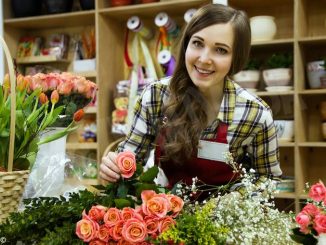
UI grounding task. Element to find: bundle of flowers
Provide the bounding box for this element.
[158,154,295,245]
[0,73,87,171]
[291,181,326,244]
[25,72,97,127]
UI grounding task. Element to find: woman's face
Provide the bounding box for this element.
[185,23,234,95]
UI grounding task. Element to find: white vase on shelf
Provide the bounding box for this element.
[318,233,326,245]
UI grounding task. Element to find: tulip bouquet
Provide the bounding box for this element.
[0,73,90,171]
[291,181,326,244]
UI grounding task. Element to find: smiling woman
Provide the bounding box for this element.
[100,3,282,195]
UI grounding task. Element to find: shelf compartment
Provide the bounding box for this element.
[297,0,326,38]
[262,96,294,120]
[66,142,98,150]
[16,55,70,64]
[4,10,95,29]
[297,95,325,142]
[297,147,326,194]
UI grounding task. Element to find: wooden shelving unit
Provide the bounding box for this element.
[2,0,326,212]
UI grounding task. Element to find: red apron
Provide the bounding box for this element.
[155,121,237,188]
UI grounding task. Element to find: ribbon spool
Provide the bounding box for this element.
[158,50,176,76]
[127,16,153,40]
[184,8,197,23]
[154,12,179,37]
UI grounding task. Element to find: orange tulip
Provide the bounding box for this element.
[50,90,59,104]
[73,109,85,122]
[39,92,48,104]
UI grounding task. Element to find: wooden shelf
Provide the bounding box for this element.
[298,142,326,147]
[84,106,97,114]
[251,38,294,47]
[66,142,98,150]
[4,10,95,29]
[73,70,97,78]
[255,91,294,97]
[16,56,69,64]
[278,141,295,147]
[298,89,326,95]
[298,36,326,44]
[99,0,209,19]
[274,192,295,199]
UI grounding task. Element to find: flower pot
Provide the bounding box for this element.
[250,16,277,42]
[79,0,95,10]
[110,0,133,7]
[233,70,260,89]
[263,68,292,87]
[307,60,326,89]
[274,120,294,142]
[11,0,42,17]
[44,0,74,14]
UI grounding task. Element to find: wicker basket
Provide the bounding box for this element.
[0,36,29,223]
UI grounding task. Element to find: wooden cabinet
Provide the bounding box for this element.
[2,0,326,212]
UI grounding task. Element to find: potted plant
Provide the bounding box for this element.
[262,53,293,90]
[233,58,261,91]
[306,57,326,89]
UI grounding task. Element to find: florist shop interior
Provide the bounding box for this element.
[0,0,326,244]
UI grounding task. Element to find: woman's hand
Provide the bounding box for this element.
[100,152,121,183]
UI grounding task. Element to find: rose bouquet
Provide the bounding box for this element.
[76,151,184,244]
[0,151,183,244]
[291,181,326,245]
[0,73,88,171]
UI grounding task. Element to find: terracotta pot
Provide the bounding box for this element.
[321,101,326,121]
[111,0,133,7]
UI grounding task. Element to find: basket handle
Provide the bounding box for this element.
[0,36,16,172]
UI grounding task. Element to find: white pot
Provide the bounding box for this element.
[263,68,292,87]
[307,60,326,89]
[233,70,260,89]
[274,120,294,142]
[250,16,277,42]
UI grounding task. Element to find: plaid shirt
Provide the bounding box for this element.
[118,77,282,179]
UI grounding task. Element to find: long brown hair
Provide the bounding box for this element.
[161,4,251,164]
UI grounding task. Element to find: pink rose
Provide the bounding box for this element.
[112,220,125,241]
[314,214,326,235]
[309,182,326,202]
[159,216,176,233]
[88,205,107,222]
[121,207,136,221]
[144,216,159,234]
[104,208,121,227]
[302,203,320,218]
[121,218,147,243]
[116,151,137,178]
[296,212,311,232]
[76,215,99,242]
[98,224,111,242]
[142,195,171,218]
[89,239,107,245]
[166,194,184,215]
[141,190,156,203]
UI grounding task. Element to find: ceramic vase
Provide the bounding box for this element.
[307,60,326,89]
[250,16,277,42]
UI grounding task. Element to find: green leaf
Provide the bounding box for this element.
[135,163,143,176]
[134,183,159,198]
[117,182,129,198]
[290,228,318,245]
[139,165,159,182]
[114,198,131,209]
